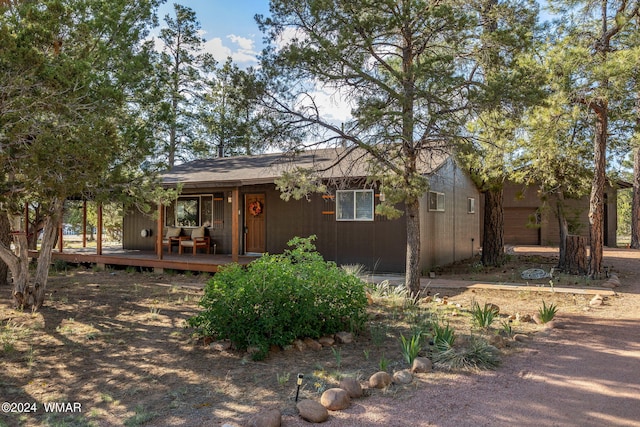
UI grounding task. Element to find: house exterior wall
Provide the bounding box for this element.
[502,182,619,247]
[123,158,481,273]
[420,159,480,271]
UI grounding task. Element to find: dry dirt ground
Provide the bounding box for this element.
[0,246,639,427]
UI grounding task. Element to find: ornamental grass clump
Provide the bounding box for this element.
[538,300,558,323]
[399,332,422,366]
[188,236,369,360]
[431,336,501,371]
[471,300,498,329]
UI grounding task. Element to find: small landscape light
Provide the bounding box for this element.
[295,373,304,402]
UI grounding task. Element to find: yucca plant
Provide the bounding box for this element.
[538,301,558,323]
[471,300,498,329]
[431,336,501,371]
[399,332,422,366]
[431,320,456,350]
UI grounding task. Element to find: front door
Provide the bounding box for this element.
[245,193,265,253]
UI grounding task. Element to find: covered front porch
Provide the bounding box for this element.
[46,246,256,273]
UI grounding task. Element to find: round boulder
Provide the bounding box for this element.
[339,377,363,398]
[247,408,281,427]
[297,399,329,423]
[369,371,392,389]
[320,388,351,411]
[411,357,432,374]
[393,369,413,384]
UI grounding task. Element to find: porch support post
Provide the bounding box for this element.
[157,203,164,260]
[82,200,87,248]
[231,187,239,263]
[58,218,64,253]
[24,203,29,237]
[97,203,103,255]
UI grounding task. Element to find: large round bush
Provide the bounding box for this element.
[188,236,369,360]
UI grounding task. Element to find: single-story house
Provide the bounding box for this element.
[122,148,481,273]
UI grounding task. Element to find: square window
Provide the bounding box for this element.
[336,190,374,221]
[428,191,445,212]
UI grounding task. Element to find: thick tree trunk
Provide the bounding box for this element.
[556,192,570,270]
[0,213,10,287]
[0,199,64,310]
[631,146,640,249]
[481,187,504,267]
[405,197,421,296]
[588,106,607,277]
[565,235,587,275]
[31,199,64,309]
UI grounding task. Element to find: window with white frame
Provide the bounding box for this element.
[336,190,374,221]
[468,197,476,214]
[428,191,445,212]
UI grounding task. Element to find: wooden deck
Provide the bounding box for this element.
[44,247,257,273]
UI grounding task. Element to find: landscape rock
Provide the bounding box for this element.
[589,295,604,306]
[318,336,335,347]
[411,357,432,374]
[393,369,413,384]
[338,377,363,398]
[247,408,281,427]
[334,331,353,344]
[543,320,557,330]
[303,338,322,351]
[519,314,532,323]
[210,340,232,352]
[513,333,531,342]
[320,388,351,411]
[490,334,508,349]
[297,399,329,423]
[293,339,306,351]
[487,303,500,314]
[532,313,543,325]
[369,371,392,389]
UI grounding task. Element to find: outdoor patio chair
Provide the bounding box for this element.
[161,226,183,253]
[179,226,210,254]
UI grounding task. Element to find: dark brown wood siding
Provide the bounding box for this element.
[122,209,156,250]
[123,184,407,272]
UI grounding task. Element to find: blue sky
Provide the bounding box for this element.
[156,1,271,67]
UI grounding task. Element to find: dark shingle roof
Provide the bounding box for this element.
[162,147,448,189]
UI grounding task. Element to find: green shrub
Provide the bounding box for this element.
[188,236,369,360]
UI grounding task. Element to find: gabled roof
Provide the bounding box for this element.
[162,147,449,189]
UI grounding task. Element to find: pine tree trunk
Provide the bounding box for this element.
[631,146,640,249]
[0,214,10,287]
[565,235,587,275]
[32,201,63,309]
[556,192,569,270]
[481,187,504,267]
[405,197,421,296]
[588,105,607,277]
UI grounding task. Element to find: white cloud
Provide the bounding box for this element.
[203,34,259,66]
[227,34,254,52]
